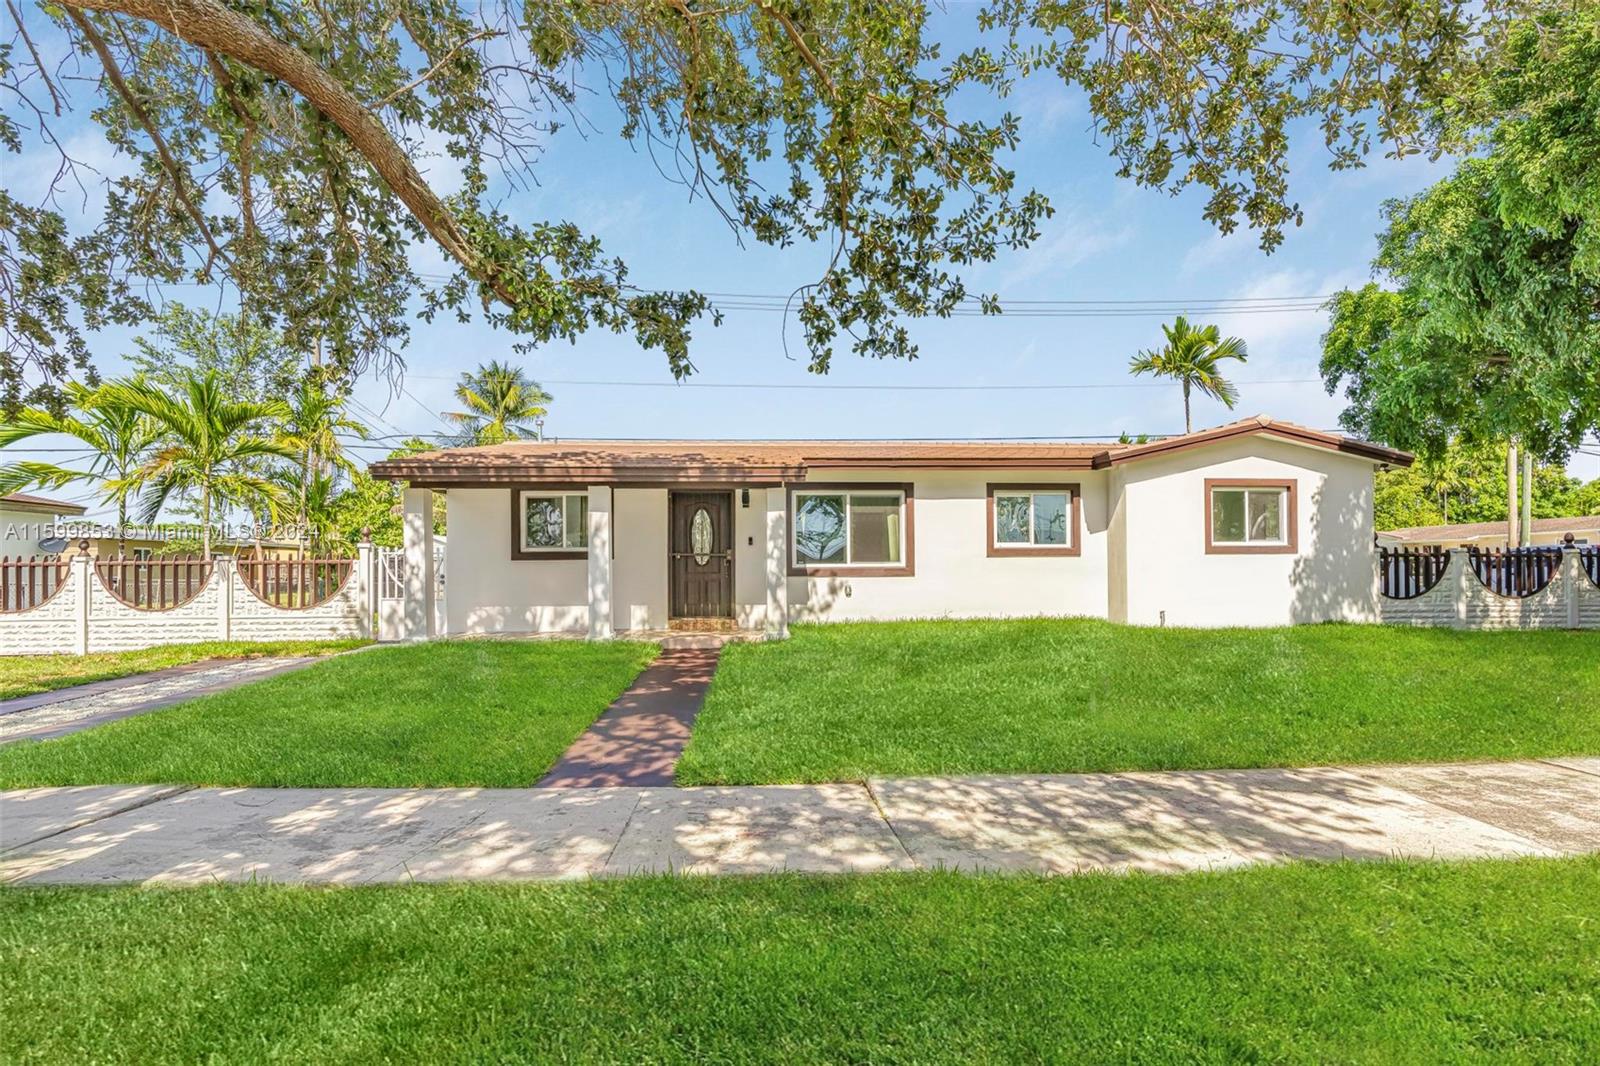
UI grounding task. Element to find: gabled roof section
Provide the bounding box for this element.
[1,492,89,515]
[1093,415,1413,469]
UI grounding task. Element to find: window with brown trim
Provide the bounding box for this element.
[787,483,914,577]
[509,488,589,560]
[1204,478,1298,554]
[986,483,1081,557]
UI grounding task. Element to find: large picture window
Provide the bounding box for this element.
[512,490,588,559]
[789,486,912,575]
[987,483,1080,557]
[1205,479,1297,554]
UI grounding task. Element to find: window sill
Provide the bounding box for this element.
[1204,543,1296,555]
[788,564,915,578]
[511,549,589,561]
[987,544,1081,558]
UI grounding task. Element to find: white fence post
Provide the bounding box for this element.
[73,551,90,655]
[356,535,375,640]
[1563,548,1582,630]
[216,556,234,641]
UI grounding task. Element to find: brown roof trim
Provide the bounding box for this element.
[369,462,806,486]
[806,456,1097,470]
[1093,417,1413,469]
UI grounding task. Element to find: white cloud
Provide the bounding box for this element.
[996,207,1134,289]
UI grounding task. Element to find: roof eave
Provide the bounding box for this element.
[1101,424,1413,469]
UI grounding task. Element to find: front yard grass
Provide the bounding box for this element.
[3,857,1597,1061]
[0,640,368,701]
[677,619,1600,784]
[0,640,656,788]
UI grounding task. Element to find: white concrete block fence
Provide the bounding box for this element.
[0,544,374,656]
[1379,546,1599,629]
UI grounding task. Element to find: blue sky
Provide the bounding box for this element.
[6,6,1597,518]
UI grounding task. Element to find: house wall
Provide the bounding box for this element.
[1,504,66,556]
[435,445,1387,634]
[1114,437,1380,627]
[614,488,669,630]
[783,469,1111,623]
[444,488,587,635]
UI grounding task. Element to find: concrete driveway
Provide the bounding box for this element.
[2,758,1597,885]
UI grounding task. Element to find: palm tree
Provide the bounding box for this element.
[1128,317,1249,433]
[278,377,368,556]
[443,361,551,446]
[102,372,296,556]
[0,381,161,546]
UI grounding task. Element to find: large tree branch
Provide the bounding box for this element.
[66,7,229,270]
[62,0,517,307]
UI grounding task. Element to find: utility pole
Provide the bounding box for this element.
[1521,450,1534,547]
[1506,442,1520,549]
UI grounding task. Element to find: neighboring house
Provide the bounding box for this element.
[1378,515,1600,550]
[52,527,303,561]
[1,493,89,556]
[369,414,1413,636]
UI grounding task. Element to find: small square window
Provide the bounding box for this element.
[1206,481,1295,553]
[518,492,588,555]
[989,486,1078,555]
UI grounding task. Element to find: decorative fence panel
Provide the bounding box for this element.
[1377,547,1449,599]
[0,548,373,656]
[1,556,70,613]
[94,555,213,610]
[1465,547,1564,598]
[1379,546,1597,629]
[238,558,355,609]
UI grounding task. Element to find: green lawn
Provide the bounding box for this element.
[0,640,655,788]
[678,619,1600,784]
[0,640,368,701]
[2,858,1597,1061]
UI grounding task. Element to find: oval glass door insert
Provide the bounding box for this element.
[691,508,713,565]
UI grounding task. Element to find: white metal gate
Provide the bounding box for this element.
[376,545,445,641]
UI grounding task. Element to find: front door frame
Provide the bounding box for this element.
[667,489,735,620]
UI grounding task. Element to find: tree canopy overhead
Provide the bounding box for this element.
[1,0,1559,411]
[1321,9,1600,464]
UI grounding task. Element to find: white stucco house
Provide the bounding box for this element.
[368,415,1413,639]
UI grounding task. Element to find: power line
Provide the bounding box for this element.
[394,375,1322,392]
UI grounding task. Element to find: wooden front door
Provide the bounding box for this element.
[669,492,733,618]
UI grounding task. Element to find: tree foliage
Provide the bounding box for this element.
[326,437,443,549]
[101,372,296,554]
[1128,316,1247,433]
[0,0,1557,410]
[1374,439,1600,530]
[443,360,549,446]
[1321,10,1600,463]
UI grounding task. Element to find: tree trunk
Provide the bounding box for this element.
[299,445,310,561]
[202,485,212,558]
[63,0,517,308]
[1182,381,1192,434]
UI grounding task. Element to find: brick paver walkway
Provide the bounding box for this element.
[538,647,721,787]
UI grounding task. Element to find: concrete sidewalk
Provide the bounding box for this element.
[0,657,324,745]
[2,758,1597,885]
